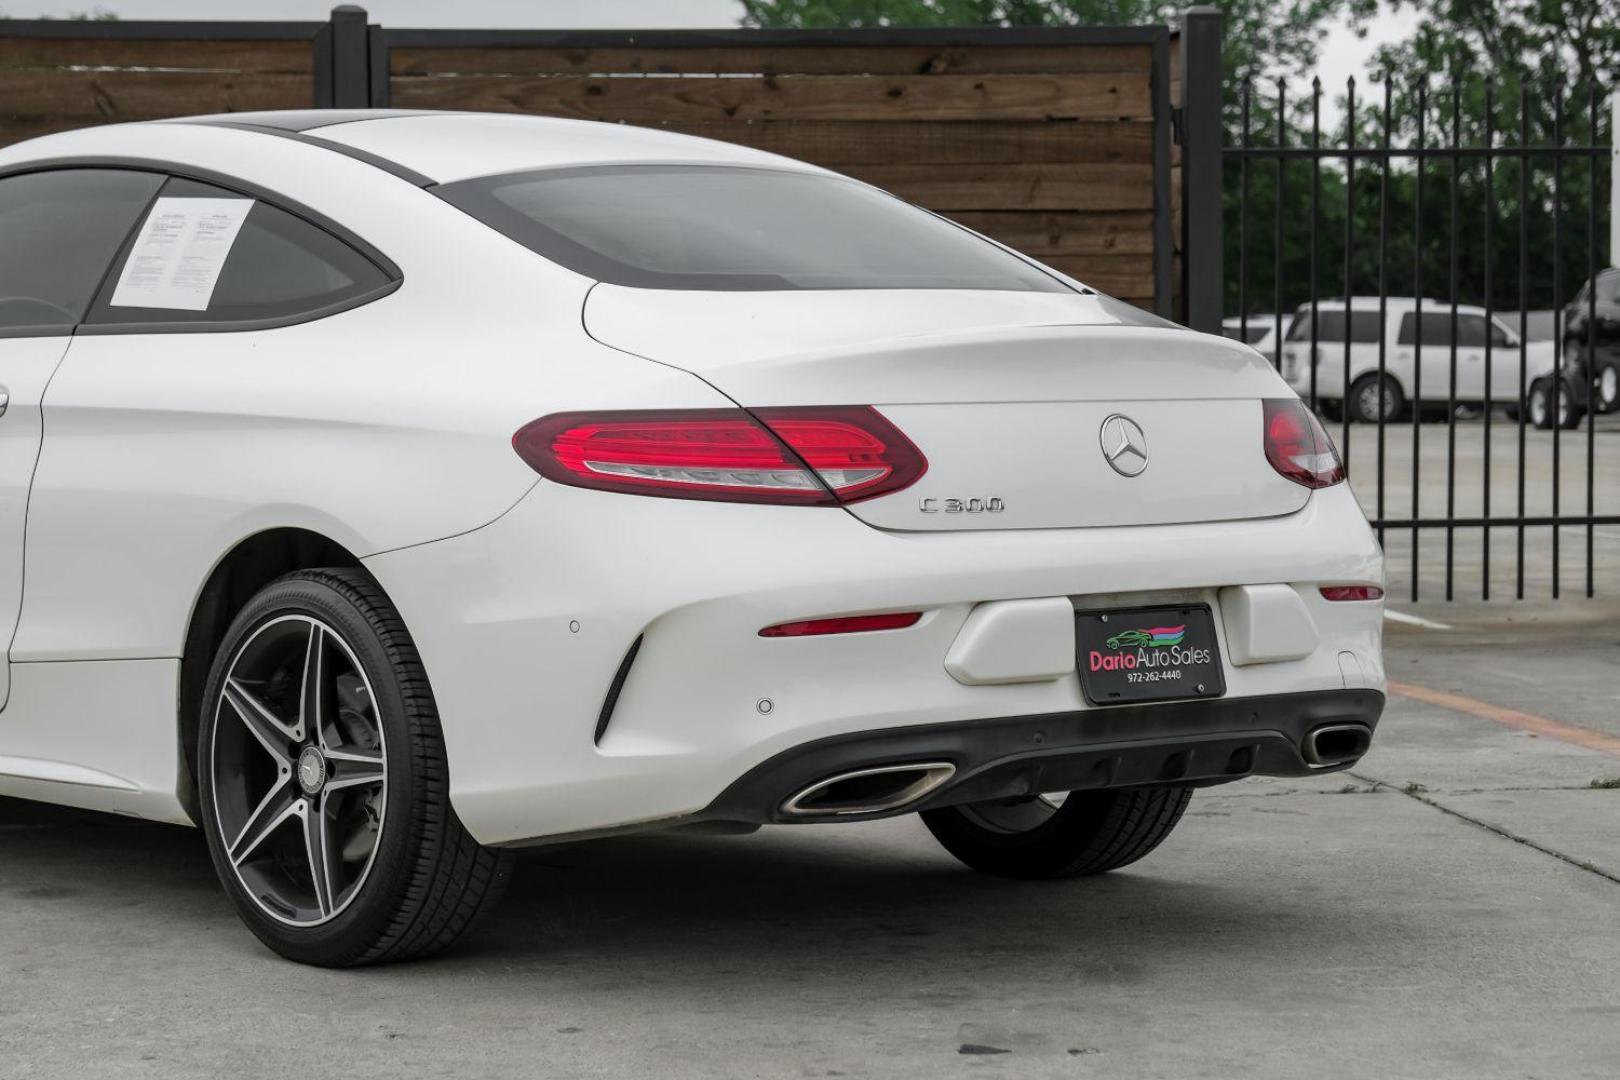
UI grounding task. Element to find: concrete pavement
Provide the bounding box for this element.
[2,606,1619,1080]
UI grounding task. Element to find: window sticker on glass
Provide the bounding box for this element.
[109,197,254,311]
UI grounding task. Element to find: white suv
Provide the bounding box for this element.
[1279,297,1556,422]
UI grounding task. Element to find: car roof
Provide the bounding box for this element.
[1292,297,1500,317]
[173,110,825,185]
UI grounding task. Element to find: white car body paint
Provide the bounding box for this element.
[0,335,67,708]
[0,113,1385,845]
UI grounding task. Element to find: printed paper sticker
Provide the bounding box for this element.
[109,197,254,311]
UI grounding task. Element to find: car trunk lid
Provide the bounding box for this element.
[583,287,1311,530]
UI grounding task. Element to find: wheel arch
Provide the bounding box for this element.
[176,528,365,821]
[1349,366,1408,394]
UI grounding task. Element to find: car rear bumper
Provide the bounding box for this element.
[364,481,1384,847]
[704,688,1384,826]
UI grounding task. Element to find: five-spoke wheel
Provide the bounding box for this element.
[198,569,512,966]
[211,615,387,926]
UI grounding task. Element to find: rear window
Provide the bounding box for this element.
[435,164,1069,293]
[1286,309,1382,343]
[1393,312,1508,347]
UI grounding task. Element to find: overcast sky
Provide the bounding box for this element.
[16,0,1417,100]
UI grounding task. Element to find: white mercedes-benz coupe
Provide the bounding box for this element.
[0,110,1385,966]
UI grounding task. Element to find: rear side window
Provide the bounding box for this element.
[436,164,1069,293]
[1286,309,1382,343]
[0,168,164,335]
[1396,312,1512,347]
[1455,315,1490,347]
[1397,312,1458,346]
[87,177,393,328]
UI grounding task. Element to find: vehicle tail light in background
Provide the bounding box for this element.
[1263,398,1345,489]
[759,612,923,637]
[1319,585,1384,602]
[513,407,926,505]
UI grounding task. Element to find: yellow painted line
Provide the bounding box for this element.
[1389,680,1620,758]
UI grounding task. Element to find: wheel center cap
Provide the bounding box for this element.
[296,746,328,796]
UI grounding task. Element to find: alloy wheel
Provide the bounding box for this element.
[209,614,388,927]
[1529,388,1548,427]
[958,792,1069,834]
[1357,379,1396,421]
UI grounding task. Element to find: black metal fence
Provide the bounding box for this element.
[1225,75,1614,602]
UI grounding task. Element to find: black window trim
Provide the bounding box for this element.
[0,156,401,338]
[177,120,437,188]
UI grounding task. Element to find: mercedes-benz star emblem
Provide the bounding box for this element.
[297,746,328,796]
[1099,414,1149,477]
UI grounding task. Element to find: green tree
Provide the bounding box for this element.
[1229,0,1617,318]
[1378,0,1618,94]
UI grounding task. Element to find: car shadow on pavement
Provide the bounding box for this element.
[0,795,1398,985]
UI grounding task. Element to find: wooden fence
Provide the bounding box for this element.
[0,18,330,146]
[0,6,1228,320]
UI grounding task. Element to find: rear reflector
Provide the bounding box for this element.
[760,612,923,638]
[1319,585,1384,602]
[513,407,925,505]
[1263,398,1345,489]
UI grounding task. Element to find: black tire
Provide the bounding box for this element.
[1346,372,1406,423]
[198,568,513,967]
[1528,377,1582,431]
[921,787,1193,879]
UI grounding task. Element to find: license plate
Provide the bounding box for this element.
[1075,604,1226,706]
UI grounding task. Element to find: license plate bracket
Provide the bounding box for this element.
[1075,603,1226,706]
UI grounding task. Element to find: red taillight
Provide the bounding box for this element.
[513,407,926,505]
[760,612,923,637]
[1263,398,1345,489]
[1320,585,1384,602]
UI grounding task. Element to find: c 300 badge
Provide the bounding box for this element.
[919,497,1005,514]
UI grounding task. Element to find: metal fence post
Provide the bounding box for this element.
[1179,6,1223,333]
[329,4,371,108]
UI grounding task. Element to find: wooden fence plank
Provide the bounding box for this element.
[0,70,313,122]
[0,38,312,73]
[391,43,1153,77]
[946,210,1156,255]
[0,114,95,148]
[1036,253,1155,296]
[843,162,1154,210]
[388,72,1152,122]
[651,118,1150,165]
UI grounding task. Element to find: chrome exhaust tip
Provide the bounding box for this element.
[1302,723,1372,767]
[781,762,956,817]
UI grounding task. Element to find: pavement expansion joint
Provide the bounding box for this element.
[1349,770,1620,887]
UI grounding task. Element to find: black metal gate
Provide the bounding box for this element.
[1222,75,1614,602]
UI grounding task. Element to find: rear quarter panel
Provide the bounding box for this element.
[10,124,728,661]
